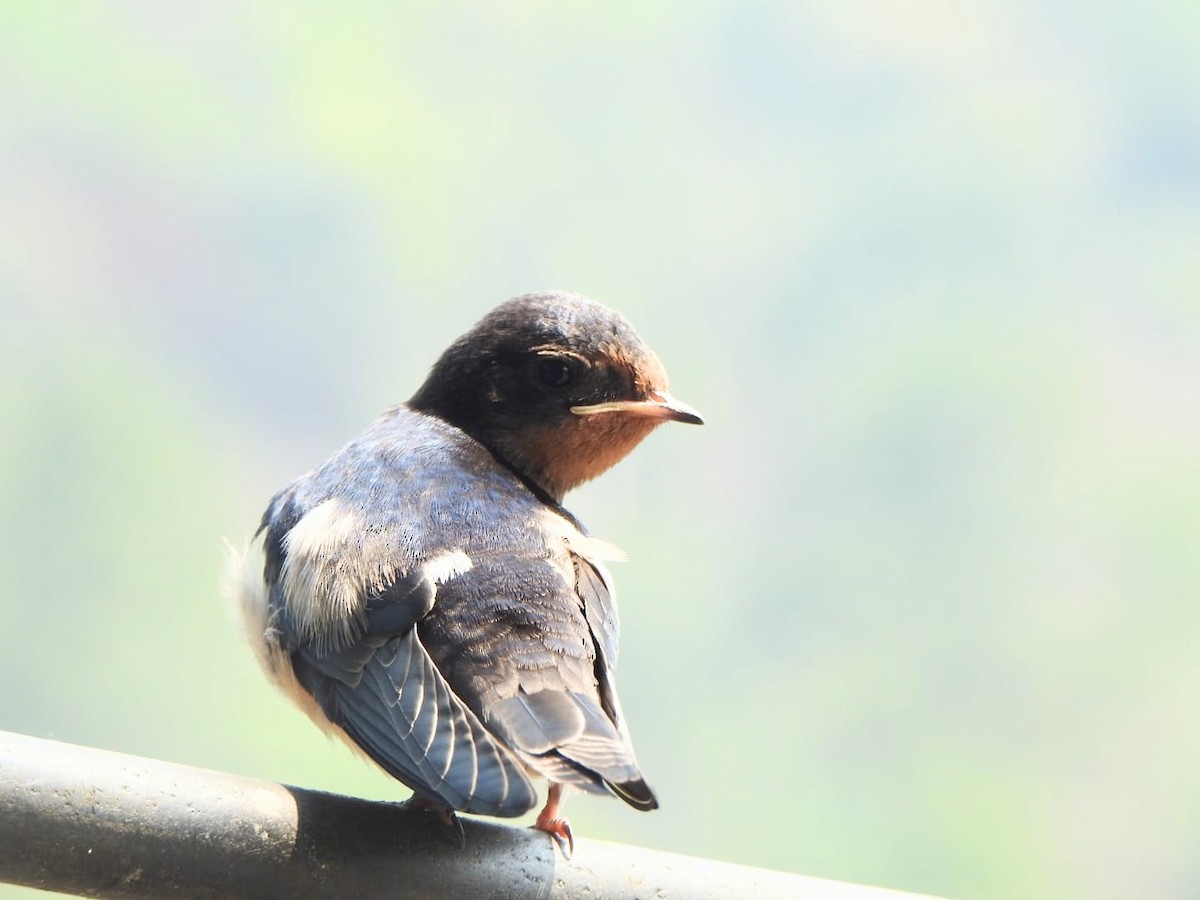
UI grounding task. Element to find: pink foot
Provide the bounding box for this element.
[532,783,574,859]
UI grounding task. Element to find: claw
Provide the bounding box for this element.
[444,810,466,850]
[536,816,574,859]
[532,782,574,859]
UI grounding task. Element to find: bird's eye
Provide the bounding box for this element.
[535,356,577,390]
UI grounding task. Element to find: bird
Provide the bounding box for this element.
[230,290,703,857]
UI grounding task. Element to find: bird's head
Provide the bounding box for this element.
[410,291,703,501]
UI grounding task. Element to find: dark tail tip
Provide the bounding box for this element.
[608,777,659,811]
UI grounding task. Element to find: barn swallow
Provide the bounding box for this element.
[232,291,702,856]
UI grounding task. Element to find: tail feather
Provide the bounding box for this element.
[606,776,658,811]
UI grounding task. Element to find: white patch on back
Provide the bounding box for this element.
[280,499,389,649]
[422,548,474,585]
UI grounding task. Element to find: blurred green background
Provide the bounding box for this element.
[3,4,1198,899]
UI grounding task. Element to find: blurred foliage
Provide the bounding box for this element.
[2,4,1199,899]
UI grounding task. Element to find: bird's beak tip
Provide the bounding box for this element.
[570,393,704,426]
[669,406,705,426]
[652,391,704,426]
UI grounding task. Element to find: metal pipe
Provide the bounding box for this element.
[0,730,933,899]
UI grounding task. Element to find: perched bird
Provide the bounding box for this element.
[231,291,702,856]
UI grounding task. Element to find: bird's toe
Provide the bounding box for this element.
[533,814,574,859]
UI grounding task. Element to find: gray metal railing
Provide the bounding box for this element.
[0,730,935,898]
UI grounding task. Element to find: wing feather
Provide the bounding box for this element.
[294,628,537,816]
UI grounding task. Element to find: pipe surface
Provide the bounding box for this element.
[0,730,935,899]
